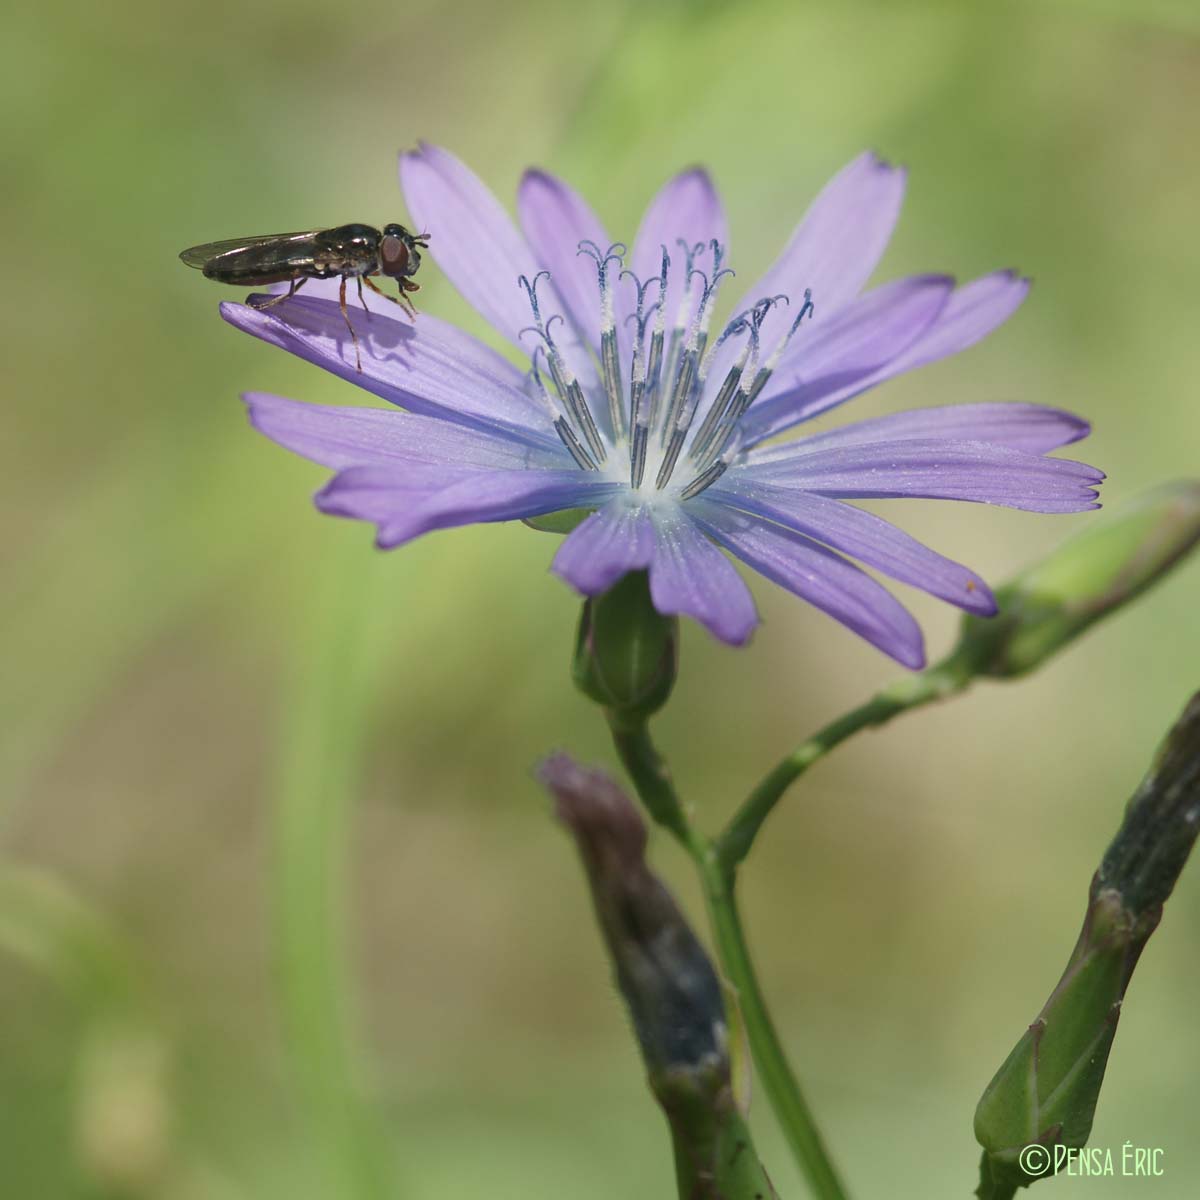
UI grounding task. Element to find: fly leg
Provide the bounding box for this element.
[399,277,421,319]
[249,277,307,310]
[339,275,362,372]
[356,277,373,319]
[362,274,417,321]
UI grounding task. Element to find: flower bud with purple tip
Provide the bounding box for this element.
[540,755,776,1200]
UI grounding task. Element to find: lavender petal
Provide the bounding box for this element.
[749,402,1090,465]
[706,477,996,614]
[700,274,953,429]
[618,167,728,347]
[552,501,657,594]
[316,465,621,549]
[744,270,1030,444]
[723,152,906,378]
[518,168,612,354]
[885,269,1030,375]
[746,438,1104,512]
[743,275,953,418]
[647,510,758,646]
[222,298,559,448]
[244,392,570,472]
[399,142,595,383]
[398,142,545,344]
[692,502,926,668]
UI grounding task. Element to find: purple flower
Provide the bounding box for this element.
[223,143,1102,668]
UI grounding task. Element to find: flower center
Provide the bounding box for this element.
[520,239,813,503]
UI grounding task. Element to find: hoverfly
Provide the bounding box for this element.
[179,223,429,370]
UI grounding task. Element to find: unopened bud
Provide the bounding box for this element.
[540,755,776,1199]
[572,571,678,723]
[953,481,1200,679]
[974,693,1200,1194]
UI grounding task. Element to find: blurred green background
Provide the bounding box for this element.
[4,0,1199,1196]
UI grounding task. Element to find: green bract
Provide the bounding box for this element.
[572,571,678,724]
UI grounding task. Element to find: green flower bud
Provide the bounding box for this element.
[572,571,678,724]
[541,755,777,1200]
[953,481,1200,679]
[974,886,1149,1194]
[975,693,1200,1196]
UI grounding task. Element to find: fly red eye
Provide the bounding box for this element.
[380,236,409,276]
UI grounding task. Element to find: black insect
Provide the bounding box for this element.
[180,223,429,370]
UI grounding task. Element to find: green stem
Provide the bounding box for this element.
[974,1151,1020,1200]
[717,657,972,878]
[698,844,849,1200]
[606,712,691,846]
[610,718,849,1198]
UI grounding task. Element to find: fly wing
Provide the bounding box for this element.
[178,230,325,269]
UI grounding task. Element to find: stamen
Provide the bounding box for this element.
[529,347,597,471]
[656,242,735,453]
[700,290,815,468]
[517,270,551,322]
[621,264,664,489]
[688,295,784,467]
[576,241,626,332]
[629,421,651,491]
[636,246,671,459]
[510,236,786,500]
[678,459,728,501]
[684,315,756,466]
[555,416,599,470]
[759,288,815,378]
[698,291,782,383]
[735,288,815,414]
[518,273,607,463]
[578,240,629,441]
[692,240,736,374]
[655,239,704,442]
[654,350,698,488]
[653,249,739,488]
[678,428,744,501]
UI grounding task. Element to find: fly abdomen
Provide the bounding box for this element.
[202,262,300,285]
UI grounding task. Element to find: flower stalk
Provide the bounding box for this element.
[717,660,972,880]
[697,852,849,1200]
[720,481,1200,876]
[598,713,851,1200]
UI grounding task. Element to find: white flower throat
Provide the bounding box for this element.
[519,238,813,504]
